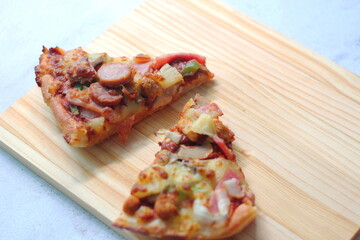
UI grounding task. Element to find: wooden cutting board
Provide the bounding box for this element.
[1,0,359,239]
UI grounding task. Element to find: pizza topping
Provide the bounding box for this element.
[133,61,152,75]
[122,81,138,100]
[98,62,132,87]
[213,135,235,161]
[70,105,80,115]
[88,53,105,67]
[154,150,171,165]
[89,82,123,106]
[180,108,199,122]
[131,184,147,195]
[66,88,91,103]
[140,77,163,103]
[157,168,169,179]
[135,206,156,223]
[133,54,151,63]
[191,182,212,197]
[86,117,105,132]
[223,178,245,199]
[182,59,201,77]
[214,119,235,143]
[158,64,184,89]
[177,143,212,160]
[64,48,97,84]
[74,82,88,90]
[159,138,179,153]
[48,46,65,55]
[205,188,231,226]
[181,97,196,113]
[191,113,216,137]
[154,194,178,220]
[218,169,243,187]
[123,195,141,215]
[215,188,231,221]
[197,102,223,118]
[205,170,216,179]
[168,152,179,164]
[157,129,182,144]
[177,119,199,142]
[208,168,243,214]
[208,190,219,214]
[80,107,101,119]
[170,61,187,73]
[65,89,106,116]
[193,198,214,225]
[152,53,206,70]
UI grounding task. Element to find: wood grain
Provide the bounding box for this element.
[1,0,359,239]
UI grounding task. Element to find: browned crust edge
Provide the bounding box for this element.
[112,203,257,239]
[202,203,257,239]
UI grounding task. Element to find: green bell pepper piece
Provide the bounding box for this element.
[70,105,79,115]
[74,82,87,90]
[182,59,201,77]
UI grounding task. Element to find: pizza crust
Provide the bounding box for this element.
[197,203,257,239]
[113,96,257,239]
[114,204,257,239]
[36,47,213,147]
[50,95,88,146]
[113,158,257,239]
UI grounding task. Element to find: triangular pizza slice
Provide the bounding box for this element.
[35,47,214,147]
[114,95,257,239]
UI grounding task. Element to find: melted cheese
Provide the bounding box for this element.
[121,100,146,120]
[128,158,241,237]
[215,188,230,225]
[193,189,230,227]
[193,199,213,225]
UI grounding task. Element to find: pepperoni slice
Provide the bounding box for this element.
[89,82,123,106]
[97,62,131,87]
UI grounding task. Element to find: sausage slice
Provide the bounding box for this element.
[89,82,123,106]
[97,62,131,87]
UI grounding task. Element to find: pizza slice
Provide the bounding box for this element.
[113,95,257,239]
[35,47,214,147]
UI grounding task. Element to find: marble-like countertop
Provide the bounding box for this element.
[0,1,358,239]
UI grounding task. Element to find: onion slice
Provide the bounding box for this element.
[177,142,212,160]
[169,153,179,164]
[157,129,182,144]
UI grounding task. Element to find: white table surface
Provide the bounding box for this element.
[0,1,359,239]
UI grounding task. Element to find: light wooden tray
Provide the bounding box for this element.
[1,0,359,239]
